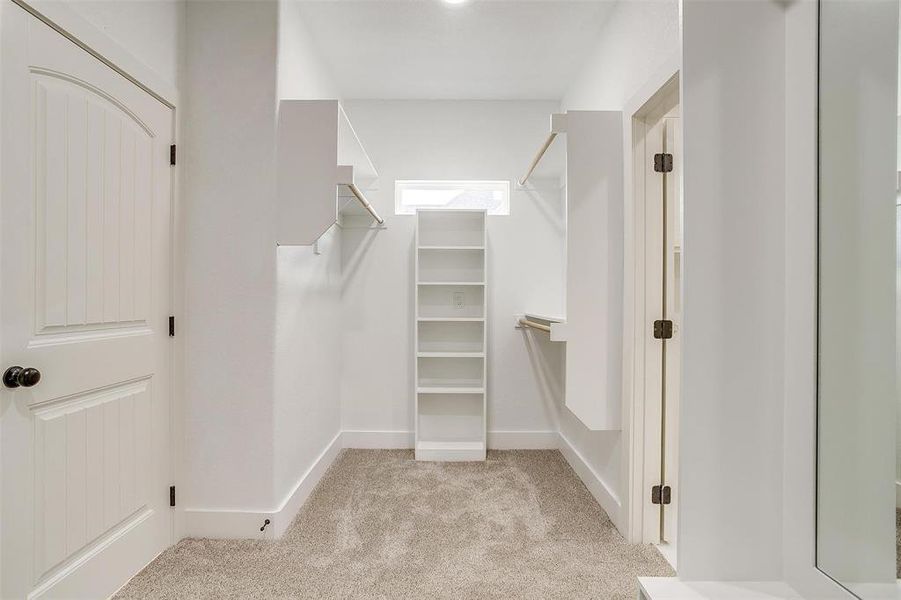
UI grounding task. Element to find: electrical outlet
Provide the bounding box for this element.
[453,291,465,310]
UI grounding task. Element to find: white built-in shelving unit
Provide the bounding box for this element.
[276,99,383,246]
[517,110,624,432]
[414,210,487,462]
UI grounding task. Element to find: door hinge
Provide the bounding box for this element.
[169,485,176,507]
[651,485,672,505]
[653,152,673,173]
[169,144,176,166]
[653,319,673,339]
[169,316,175,337]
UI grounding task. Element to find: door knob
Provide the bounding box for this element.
[3,366,41,389]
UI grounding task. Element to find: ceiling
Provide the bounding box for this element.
[293,0,618,100]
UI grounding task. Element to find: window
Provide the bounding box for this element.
[395,180,510,216]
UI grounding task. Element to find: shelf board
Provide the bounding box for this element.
[417,352,485,358]
[417,386,485,394]
[415,440,486,462]
[417,281,485,286]
[416,440,484,451]
[418,246,485,251]
[522,313,565,324]
[417,317,485,322]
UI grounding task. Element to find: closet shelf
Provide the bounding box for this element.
[415,441,485,462]
[277,99,383,246]
[416,441,484,451]
[417,386,485,395]
[417,352,485,358]
[417,281,485,286]
[417,317,485,322]
[418,245,485,251]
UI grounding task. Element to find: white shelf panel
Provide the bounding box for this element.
[417,281,485,286]
[418,245,485,251]
[417,441,484,451]
[277,99,380,245]
[417,352,485,358]
[523,313,565,324]
[417,386,485,394]
[415,440,485,462]
[417,317,484,322]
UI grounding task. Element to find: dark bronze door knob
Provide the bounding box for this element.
[3,366,41,389]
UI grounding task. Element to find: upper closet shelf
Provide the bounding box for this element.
[277,99,383,246]
[518,113,567,186]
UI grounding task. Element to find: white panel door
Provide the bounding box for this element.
[1,7,173,599]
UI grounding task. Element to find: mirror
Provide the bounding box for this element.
[817,0,899,597]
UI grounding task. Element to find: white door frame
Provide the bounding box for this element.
[2,0,185,545]
[619,57,680,547]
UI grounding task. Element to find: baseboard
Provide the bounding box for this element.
[184,431,343,539]
[341,429,559,450]
[557,431,623,531]
[184,429,576,540]
[487,430,559,449]
[341,430,414,448]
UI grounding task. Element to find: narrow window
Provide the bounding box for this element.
[394,180,510,216]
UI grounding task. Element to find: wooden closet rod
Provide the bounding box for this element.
[346,182,384,225]
[518,317,552,333]
[518,132,557,186]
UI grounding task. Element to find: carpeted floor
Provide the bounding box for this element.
[117,450,674,599]
[895,508,901,579]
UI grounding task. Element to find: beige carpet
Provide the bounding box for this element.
[896,508,900,579]
[117,450,673,599]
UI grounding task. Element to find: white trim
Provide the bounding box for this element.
[12,0,178,106]
[342,430,414,449]
[558,431,623,530]
[340,430,559,450]
[781,1,855,597]
[487,430,559,449]
[637,577,802,599]
[164,430,623,542]
[184,432,343,539]
[620,53,681,545]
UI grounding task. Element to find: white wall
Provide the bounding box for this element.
[183,0,280,510]
[680,0,788,580]
[338,100,565,443]
[273,0,343,505]
[183,0,343,521]
[557,0,680,529]
[563,0,680,112]
[53,0,184,91]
